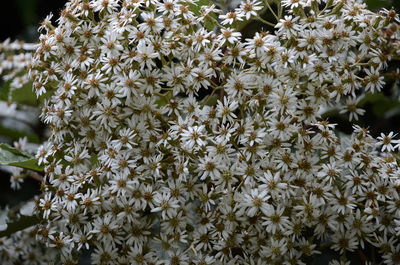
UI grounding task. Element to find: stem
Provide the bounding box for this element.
[202,85,222,106]
[356,249,368,263]
[29,172,43,182]
[256,16,276,27]
[181,244,197,256]
[209,15,227,30]
[264,0,279,22]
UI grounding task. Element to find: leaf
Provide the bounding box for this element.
[359,93,400,118]
[189,0,212,16]
[202,94,218,106]
[0,215,40,238]
[11,81,38,106]
[9,158,44,172]
[365,0,392,11]
[0,80,11,102]
[0,143,31,160]
[189,0,216,31]
[1,79,37,106]
[0,144,43,172]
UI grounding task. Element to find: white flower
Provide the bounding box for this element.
[151,192,180,220]
[339,97,365,121]
[197,155,225,181]
[237,187,270,217]
[39,193,58,219]
[364,67,385,92]
[135,40,159,70]
[261,205,290,233]
[376,132,398,152]
[238,0,263,20]
[219,28,242,46]
[180,125,206,150]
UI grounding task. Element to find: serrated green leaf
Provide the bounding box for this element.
[0,144,43,172]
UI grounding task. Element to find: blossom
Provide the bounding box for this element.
[4,0,398,263]
[376,132,399,152]
[238,0,263,20]
[180,125,206,150]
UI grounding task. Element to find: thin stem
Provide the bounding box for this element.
[29,172,43,182]
[256,16,276,27]
[209,15,227,30]
[181,244,197,256]
[264,0,279,22]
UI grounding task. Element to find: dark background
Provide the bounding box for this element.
[0,0,66,42]
[1,0,399,42]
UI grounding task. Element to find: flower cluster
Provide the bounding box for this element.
[0,39,36,104]
[2,0,400,264]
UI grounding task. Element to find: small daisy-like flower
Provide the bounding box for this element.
[180,125,206,150]
[219,28,242,46]
[219,11,244,25]
[364,67,385,92]
[238,0,263,20]
[339,97,365,121]
[376,132,398,152]
[237,187,270,217]
[151,192,180,220]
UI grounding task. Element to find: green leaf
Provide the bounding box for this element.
[0,215,40,238]
[0,79,37,106]
[189,0,212,16]
[0,80,11,102]
[0,201,40,238]
[365,0,392,11]
[11,81,38,106]
[202,94,218,106]
[359,93,400,118]
[189,0,216,31]
[0,143,31,160]
[9,158,44,172]
[0,144,43,172]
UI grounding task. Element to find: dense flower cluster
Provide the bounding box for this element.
[2,0,400,264]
